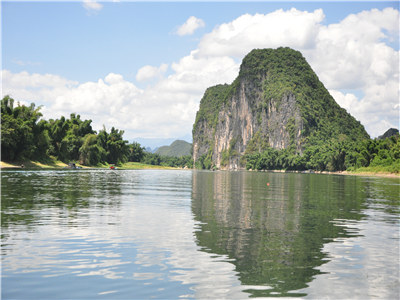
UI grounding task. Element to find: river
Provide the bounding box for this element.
[1,169,399,299]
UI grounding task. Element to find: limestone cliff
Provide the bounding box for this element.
[192,47,369,170]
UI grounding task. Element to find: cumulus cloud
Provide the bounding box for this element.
[82,0,103,14]
[1,69,203,139]
[2,7,399,139]
[136,64,168,82]
[198,8,324,58]
[307,7,399,137]
[176,16,205,36]
[1,70,78,103]
[309,8,399,89]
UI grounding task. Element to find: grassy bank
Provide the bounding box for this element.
[344,166,399,178]
[1,158,180,170]
[1,158,70,169]
[118,162,179,170]
[1,158,398,176]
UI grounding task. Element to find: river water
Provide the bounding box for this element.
[1,169,399,299]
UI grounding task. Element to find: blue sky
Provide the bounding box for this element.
[3,1,397,83]
[2,1,399,145]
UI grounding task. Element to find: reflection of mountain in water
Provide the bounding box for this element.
[191,171,367,297]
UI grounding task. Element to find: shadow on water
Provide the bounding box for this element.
[191,171,399,297]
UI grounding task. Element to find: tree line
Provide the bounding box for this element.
[1,96,192,168]
[244,133,400,173]
[2,96,397,172]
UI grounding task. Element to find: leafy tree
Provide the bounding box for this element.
[142,152,161,165]
[1,96,130,166]
[105,127,129,164]
[96,126,129,165]
[79,134,106,166]
[1,96,47,160]
[128,142,145,162]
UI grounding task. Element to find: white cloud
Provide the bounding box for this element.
[176,16,205,36]
[1,69,208,139]
[197,8,324,58]
[136,64,168,82]
[1,70,78,103]
[309,7,399,90]
[2,8,399,140]
[82,0,103,14]
[308,7,399,137]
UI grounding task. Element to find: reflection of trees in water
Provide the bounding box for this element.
[191,171,368,297]
[1,170,123,229]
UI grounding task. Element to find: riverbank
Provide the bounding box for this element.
[247,168,399,178]
[1,159,70,169]
[339,170,399,178]
[1,160,398,177]
[0,160,179,170]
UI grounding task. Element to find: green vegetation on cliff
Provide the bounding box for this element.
[240,48,368,142]
[192,83,233,137]
[192,47,399,172]
[245,133,399,173]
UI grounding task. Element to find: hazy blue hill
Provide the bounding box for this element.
[155,140,192,157]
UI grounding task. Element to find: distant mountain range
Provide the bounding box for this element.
[133,135,192,152]
[155,140,192,157]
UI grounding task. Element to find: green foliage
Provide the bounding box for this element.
[204,148,215,170]
[159,155,193,168]
[221,149,229,167]
[141,152,193,168]
[79,134,106,166]
[1,96,141,167]
[141,152,161,165]
[195,150,214,170]
[245,134,400,173]
[128,142,145,162]
[103,127,129,165]
[348,135,400,173]
[220,137,240,167]
[192,84,232,132]
[1,96,47,160]
[45,113,96,162]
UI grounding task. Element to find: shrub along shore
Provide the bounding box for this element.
[1,158,398,178]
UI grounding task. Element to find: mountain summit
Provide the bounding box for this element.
[192,47,369,170]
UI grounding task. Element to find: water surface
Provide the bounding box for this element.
[1,170,399,299]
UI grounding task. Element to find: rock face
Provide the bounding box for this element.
[192,47,369,170]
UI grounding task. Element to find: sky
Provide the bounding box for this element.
[1,1,399,147]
